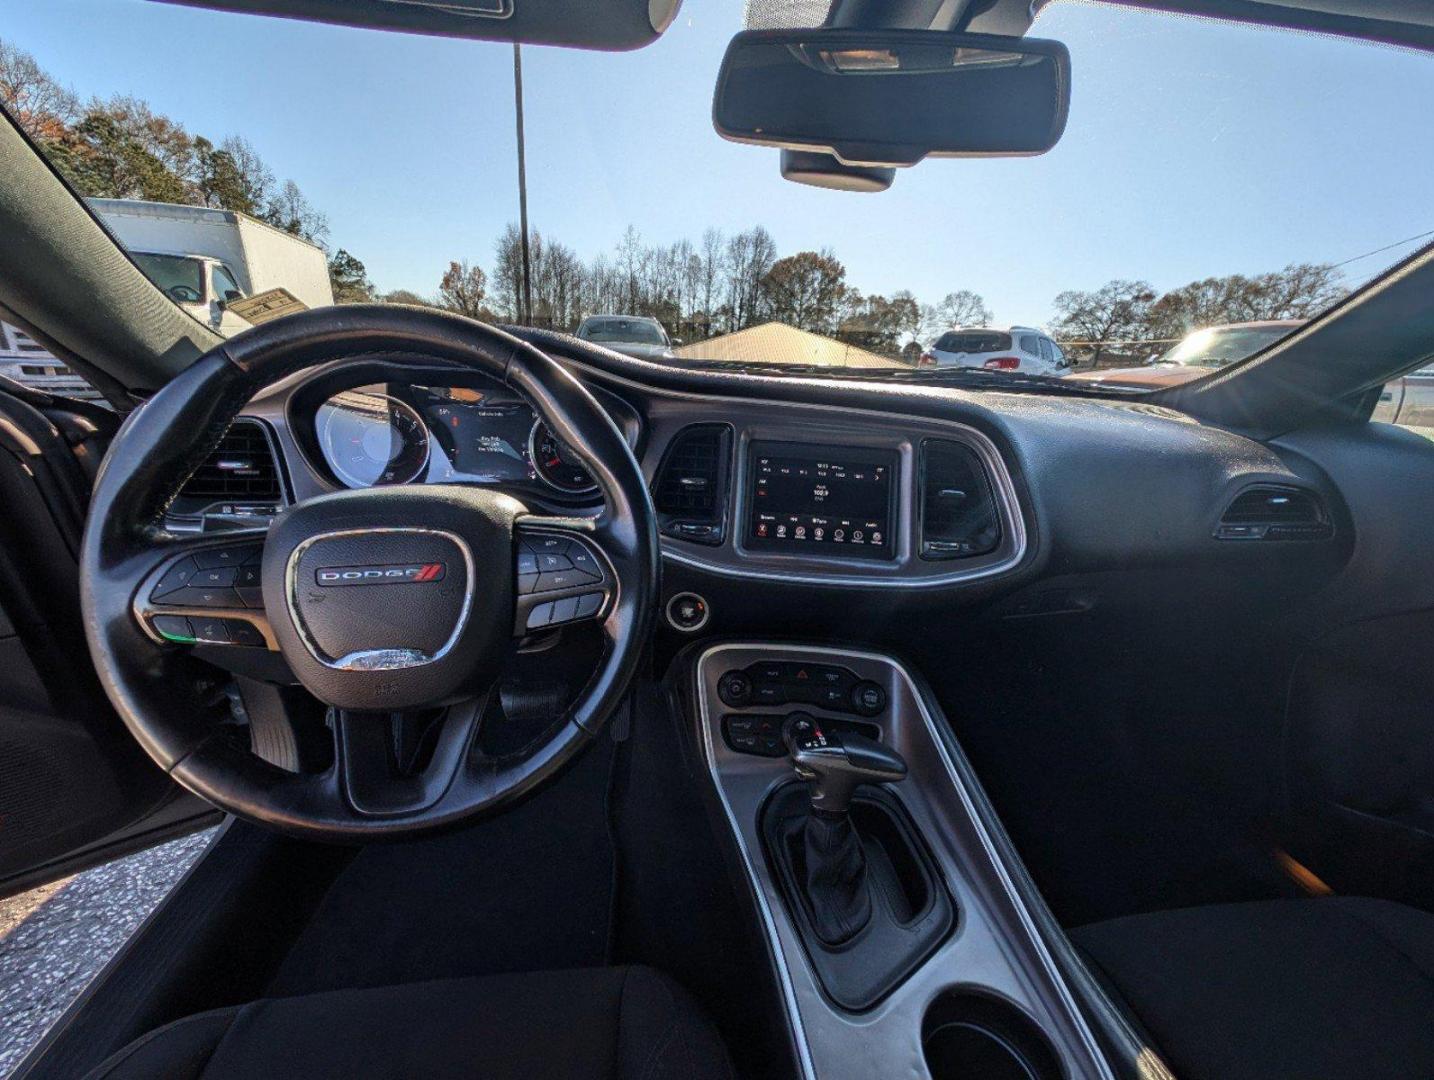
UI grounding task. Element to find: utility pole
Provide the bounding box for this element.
[513,42,533,325]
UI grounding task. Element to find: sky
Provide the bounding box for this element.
[4,0,1432,324]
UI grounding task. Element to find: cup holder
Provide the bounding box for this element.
[922,993,1064,1080]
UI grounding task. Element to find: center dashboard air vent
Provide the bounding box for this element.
[918,439,1001,560]
[171,418,284,520]
[653,424,731,545]
[1216,484,1332,541]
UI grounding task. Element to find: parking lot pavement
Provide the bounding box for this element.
[0,828,218,1078]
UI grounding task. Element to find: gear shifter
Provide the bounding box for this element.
[784,713,907,945]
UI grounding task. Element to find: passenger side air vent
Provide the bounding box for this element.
[171,419,283,519]
[919,439,1001,560]
[1216,484,1332,541]
[653,424,731,545]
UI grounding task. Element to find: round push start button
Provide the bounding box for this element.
[666,592,710,633]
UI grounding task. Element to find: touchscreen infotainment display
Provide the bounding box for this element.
[746,442,897,561]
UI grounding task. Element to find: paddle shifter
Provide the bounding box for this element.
[784,713,907,945]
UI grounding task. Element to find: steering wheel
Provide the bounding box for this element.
[80,306,658,841]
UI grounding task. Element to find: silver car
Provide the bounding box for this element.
[575,315,676,361]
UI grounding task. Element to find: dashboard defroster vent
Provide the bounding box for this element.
[654,424,731,545]
[1216,485,1331,541]
[918,439,1000,560]
[173,419,283,517]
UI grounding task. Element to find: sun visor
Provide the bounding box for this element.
[151,0,683,50]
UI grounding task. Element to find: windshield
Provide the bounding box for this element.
[2,1,1430,388]
[1156,324,1301,369]
[580,319,667,345]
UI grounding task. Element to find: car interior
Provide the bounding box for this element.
[2,1,1434,1078]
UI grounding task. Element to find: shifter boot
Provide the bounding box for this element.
[803,810,873,945]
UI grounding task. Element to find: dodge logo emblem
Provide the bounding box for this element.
[315,562,446,586]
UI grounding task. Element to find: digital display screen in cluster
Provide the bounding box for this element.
[746,442,897,561]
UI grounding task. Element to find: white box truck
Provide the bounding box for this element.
[89,198,334,335]
[1,198,335,397]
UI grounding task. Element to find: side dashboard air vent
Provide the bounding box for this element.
[653,424,731,545]
[1216,485,1332,541]
[172,419,283,518]
[919,439,1001,560]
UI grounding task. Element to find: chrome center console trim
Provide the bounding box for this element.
[693,642,1114,1080]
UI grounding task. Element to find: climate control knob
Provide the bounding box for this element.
[718,670,753,707]
[849,680,887,717]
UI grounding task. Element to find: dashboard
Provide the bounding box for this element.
[210,339,1346,617]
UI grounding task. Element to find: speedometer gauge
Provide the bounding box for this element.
[317,390,431,488]
[528,420,597,494]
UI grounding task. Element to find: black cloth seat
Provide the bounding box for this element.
[1072,897,1434,1080]
[83,966,735,1080]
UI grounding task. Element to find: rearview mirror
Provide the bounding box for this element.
[713,29,1070,168]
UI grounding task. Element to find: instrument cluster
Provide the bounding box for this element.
[313,381,599,499]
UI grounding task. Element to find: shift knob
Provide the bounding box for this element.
[784,713,907,817]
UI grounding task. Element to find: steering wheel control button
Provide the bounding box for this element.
[222,619,266,647]
[537,551,571,573]
[535,569,582,592]
[517,550,538,575]
[574,592,603,618]
[665,592,710,632]
[526,602,554,630]
[717,670,753,707]
[151,615,195,643]
[564,543,600,577]
[195,545,260,569]
[192,566,239,589]
[189,616,231,644]
[163,585,243,608]
[235,565,265,608]
[550,596,580,623]
[151,558,199,599]
[851,680,887,716]
[518,573,539,595]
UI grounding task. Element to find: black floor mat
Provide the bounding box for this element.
[267,733,620,996]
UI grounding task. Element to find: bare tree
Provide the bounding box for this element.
[1144,263,1345,340]
[724,226,776,331]
[1049,280,1157,366]
[438,260,488,318]
[920,290,994,340]
[0,37,78,137]
[264,179,329,246]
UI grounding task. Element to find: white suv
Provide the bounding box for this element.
[920,326,1071,375]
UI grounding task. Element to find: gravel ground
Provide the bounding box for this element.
[0,828,218,1078]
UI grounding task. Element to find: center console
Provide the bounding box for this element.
[692,643,1114,1080]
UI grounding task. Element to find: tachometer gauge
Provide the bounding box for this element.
[528,420,597,494]
[317,390,431,488]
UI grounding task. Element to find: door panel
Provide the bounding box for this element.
[0,387,215,898]
[1274,422,1434,908]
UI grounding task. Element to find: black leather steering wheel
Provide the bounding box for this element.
[80,306,657,841]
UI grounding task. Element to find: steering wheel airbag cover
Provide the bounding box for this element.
[263,485,522,710]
